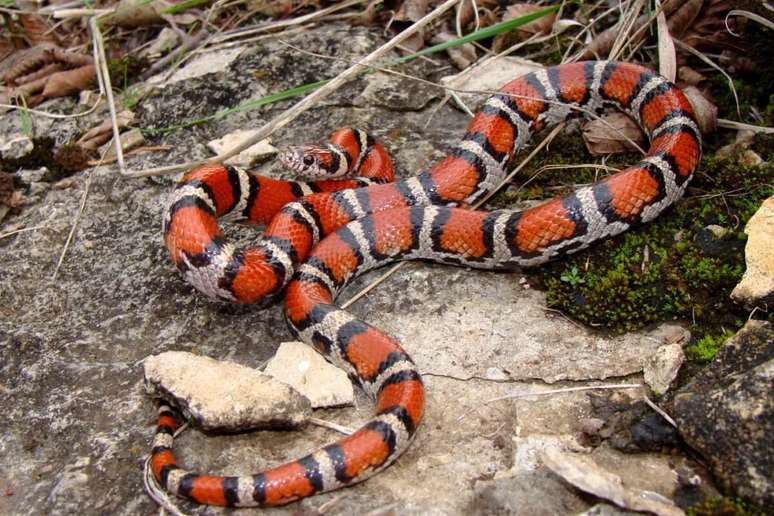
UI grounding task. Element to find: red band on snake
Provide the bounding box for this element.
[153,61,701,507]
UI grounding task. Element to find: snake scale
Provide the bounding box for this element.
[152,61,701,507]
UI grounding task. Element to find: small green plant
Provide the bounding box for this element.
[686,331,735,362]
[560,266,585,287]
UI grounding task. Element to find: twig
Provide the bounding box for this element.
[341,262,406,309]
[120,0,465,178]
[717,119,774,134]
[0,96,103,119]
[89,17,126,174]
[674,39,740,118]
[140,30,209,81]
[0,225,45,240]
[643,396,677,427]
[309,417,355,435]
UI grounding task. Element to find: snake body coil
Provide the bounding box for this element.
[154,61,701,507]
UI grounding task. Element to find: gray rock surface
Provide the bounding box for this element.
[0,22,717,515]
[674,320,774,508]
[144,351,311,431]
[643,343,685,395]
[264,341,354,408]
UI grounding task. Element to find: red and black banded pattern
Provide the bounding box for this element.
[154,61,701,507]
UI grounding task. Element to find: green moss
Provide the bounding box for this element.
[685,331,735,362]
[538,155,773,342]
[687,496,767,516]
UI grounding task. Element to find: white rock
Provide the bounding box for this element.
[143,351,310,431]
[0,134,33,160]
[644,343,686,395]
[207,129,278,169]
[440,56,543,111]
[264,341,354,408]
[147,47,245,85]
[731,196,774,307]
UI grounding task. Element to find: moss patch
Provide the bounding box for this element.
[488,129,773,360]
[687,496,768,516]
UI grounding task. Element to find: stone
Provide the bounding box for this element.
[674,320,774,508]
[0,134,33,160]
[441,56,543,111]
[731,196,774,307]
[643,343,685,395]
[542,448,683,516]
[353,71,439,111]
[143,351,311,431]
[147,47,245,84]
[470,468,588,515]
[206,129,278,169]
[264,341,354,408]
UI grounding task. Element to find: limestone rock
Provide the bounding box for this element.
[674,320,774,508]
[731,196,774,307]
[542,448,683,516]
[264,341,354,408]
[1,134,33,160]
[144,351,311,431]
[643,343,685,395]
[441,56,543,111]
[206,129,277,169]
[354,71,439,111]
[470,469,588,515]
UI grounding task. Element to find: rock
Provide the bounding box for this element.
[542,448,683,516]
[674,320,774,508]
[440,56,543,111]
[588,392,678,452]
[731,196,774,307]
[470,469,588,515]
[643,343,685,395]
[147,47,245,84]
[264,341,354,408]
[143,351,311,431]
[354,71,439,111]
[207,129,278,169]
[0,134,33,160]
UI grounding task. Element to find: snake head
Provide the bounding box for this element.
[279,144,345,179]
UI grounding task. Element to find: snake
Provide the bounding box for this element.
[152,61,701,507]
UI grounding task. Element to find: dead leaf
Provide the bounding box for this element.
[432,31,476,70]
[655,0,677,82]
[105,0,173,28]
[682,86,717,134]
[492,4,557,52]
[41,65,96,98]
[582,113,646,156]
[77,110,136,151]
[677,66,706,86]
[19,14,60,46]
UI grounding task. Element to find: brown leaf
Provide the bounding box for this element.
[682,86,717,134]
[0,172,19,208]
[105,0,172,28]
[432,31,476,70]
[582,113,646,156]
[77,110,136,151]
[677,66,706,86]
[395,0,428,23]
[492,4,557,53]
[19,14,60,46]
[41,65,96,98]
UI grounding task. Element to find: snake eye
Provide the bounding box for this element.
[302,155,315,167]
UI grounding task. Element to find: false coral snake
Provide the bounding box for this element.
[152,61,701,507]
